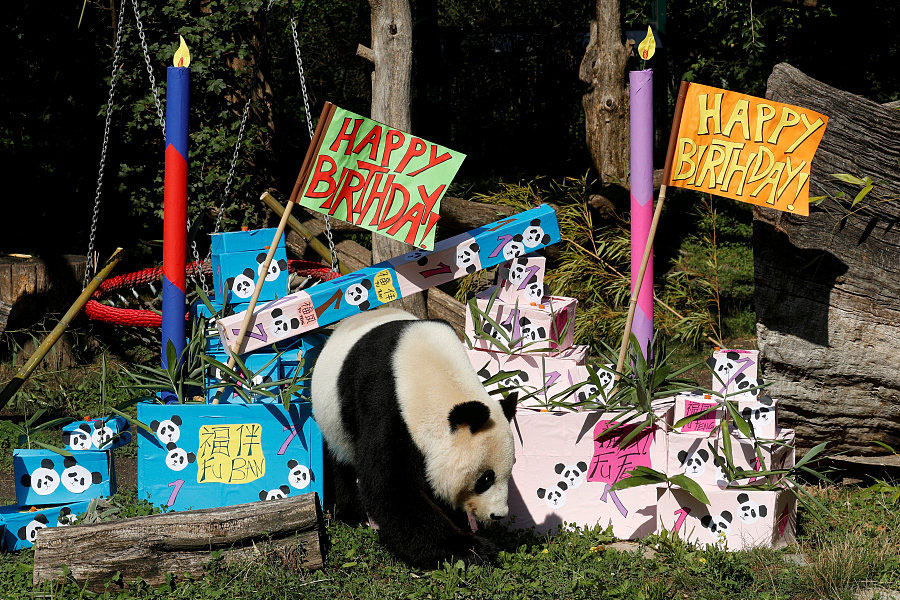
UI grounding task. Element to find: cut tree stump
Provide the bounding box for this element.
[33,493,325,591]
[755,63,900,454]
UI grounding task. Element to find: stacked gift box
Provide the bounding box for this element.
[2,416,127,550]
[136,228,327,512]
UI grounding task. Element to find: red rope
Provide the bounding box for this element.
[84,259,338,327]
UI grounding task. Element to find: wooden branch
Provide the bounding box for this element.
[439,197,516,230]
[33,493,324,592]
[427,287,466,337]
[261,192,349,274]
[356,43,374,63]
[0,300,9,336]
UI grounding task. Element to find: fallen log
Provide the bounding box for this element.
[32,493,324,592]
[755,63,900,454]
[427,287,467,338]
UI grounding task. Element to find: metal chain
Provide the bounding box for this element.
[289,1,338,273]
[132,0,165,138]
[83,0,129,288]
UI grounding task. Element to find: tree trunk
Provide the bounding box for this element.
[755,63,900,455]
[33,493,325,592]
[579,0,631,184]
[364,0,427,317]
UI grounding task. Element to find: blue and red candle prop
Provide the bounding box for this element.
[162,37,190,400]
[629,69,654,359]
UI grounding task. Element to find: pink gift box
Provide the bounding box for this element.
[496,254,547,305]
[465,346,615,409]
[465,288,576,352]
[667,429,795,487]
[657,486,796,550]
[736,396,779,439]
[506,408,666,537]
[706,349,763,400]
[673,393,723,433]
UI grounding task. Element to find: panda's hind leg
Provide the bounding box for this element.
[326,449,367,524]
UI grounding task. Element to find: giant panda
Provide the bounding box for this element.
[311,308,517,568]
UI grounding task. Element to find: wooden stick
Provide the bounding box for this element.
[215,104,336,401]
[260,191,349,274]
[615,81,690,376]
[0,248,125,411]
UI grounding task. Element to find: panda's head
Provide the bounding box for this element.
[555,462,587,489]
[575,383,599,404]
[505,258,530,286]
[17,513,49,543]
[20,458,60,496]
[701,510,733,536]
[57,506,77,527]
[258,253,287,282]
[91,425,115,450]
[502,235,525,260]
[287,459,312,489]
[405,249,429,262]
[63,424,92,450]
[706,351,739,381]
[518,316,546,344]
[151,416,182,444]
[522,277,546,304]
[259,485,290,501]
[536,481,567,509]
[522,219,550,248]
[456,242,480,274]
[596,366,615,392]
[737,493,768,524]
[678,448,710,476]
[226,268,256,299]
[165,442,196,472]
[270,308,300,335]
[500,370,528,390]
[61,456,102,494]
[344,280,372,311]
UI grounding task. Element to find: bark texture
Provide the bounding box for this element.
[579,0,631,184]
[755,63,900,454]
[32,493,324,592]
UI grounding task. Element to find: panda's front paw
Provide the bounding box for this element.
[467,535,499,565]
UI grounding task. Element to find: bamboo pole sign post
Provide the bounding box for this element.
[615,80,829,375]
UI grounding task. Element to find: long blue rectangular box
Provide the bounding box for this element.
[0,500,93,551]
[13,449,115,506]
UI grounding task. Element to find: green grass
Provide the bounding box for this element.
[1,484,897,600]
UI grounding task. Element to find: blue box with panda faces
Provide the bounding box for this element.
[278,333,328,400]
[62,416,131,451]
[136,401,324,510]
[211,228,289,305]
[0,500,92,551]
[204,351,282,404]
[13,449,115,506]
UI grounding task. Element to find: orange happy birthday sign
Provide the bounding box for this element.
[668,83,828,215]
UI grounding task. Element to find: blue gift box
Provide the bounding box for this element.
[13,449,115,506]
[278,333,328,400]
[211,228,289,305]
[205,351,282,404]
[136,401,324,510]
[62,416,131,451]
[0,500,92,551]
[211,228,282,255]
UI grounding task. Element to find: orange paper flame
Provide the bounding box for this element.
[173,35,191,68]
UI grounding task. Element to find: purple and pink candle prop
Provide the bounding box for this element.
[629,69,654,359]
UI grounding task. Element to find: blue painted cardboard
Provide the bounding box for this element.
[205,351,282,404]
[211,228,282,255]
[13,449,115,506]
[137,402,324,510]
[279,333,328,400]
[212,247,290,305]
[0,501,92,551]
[62,416,131,451]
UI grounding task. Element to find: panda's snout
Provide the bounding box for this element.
[489,512,505,521]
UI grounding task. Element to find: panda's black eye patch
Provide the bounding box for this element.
[474,470,495,494]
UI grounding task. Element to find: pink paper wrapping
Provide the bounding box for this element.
[667,429,795,487]
[496,254,547,305]
[706,349,761,399]
[465,289,577,352]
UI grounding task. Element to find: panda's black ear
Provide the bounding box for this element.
[150,420,160,431]
[449,401,491,434]
[256,253,266,264]
[513,234,523,242]
[41,458,55,469]
[280,485,289,494]
[21,474,32,488]
[759,505,767,517]
[172,415,182,426]
[466,265,476,274]
[577,461,587,471]
[726,351,740,360]
[36,513,48,524]
[91,472,102,484]
[499,394,517,422]
[361,279,372,289]
[64,456,77,468]
[518,371,529,382]
[278,259,287,269]
[530,219,540,226]
[721,510,733,523]
[259,491,267,501]
[17,527,27,540]
[536,488,546,499]
[697,449,709,461]
[243,268,255,278]
[187,453,196,463]
[360,301,370,311]
[554,463,565,474]
[737,493,749,503]
[166,442,177,451]
[677,450,688,463]
[287,459,298,469]
[79,424,92,433]
[705,357,717,370]
[471,243,480,252]
[760,395,774,406]
[226,277,234,287]
[272,308,283,318]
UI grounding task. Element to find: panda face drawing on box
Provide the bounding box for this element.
[522,219,551,249]
[226,268,256,299]
[91,425,115,450]
[741,396,775,429]
[678,448,710,476]
[536,481,567,509]
[20,458,60,496]
[151,416,182,444]
[57,506,77,527]
[405,249,429,262]
[505,258,530,286]
[713,455,729,487]
[734,373,763,397]
[518,317,546,344]
[287,459,312,490]
[270,307,301,335]
[61,457,103,494]
[456,242,480,274]
[63,424,92,450]
[701,510,733,536]
[706,351,739,384]
[596,366,615,394]
[500,370,529,391]
[522,277,545,304]
[344,279,372,311]
[17,513,49,544]
[259,485,290,501]
[257,253,287,282]
[575,383,599,404]
[502,235,526,260]
[555,462,587,489]
[737,493,768,524]
[165,442,196,472]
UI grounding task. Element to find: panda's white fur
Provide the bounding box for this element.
[311,307,516,567]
